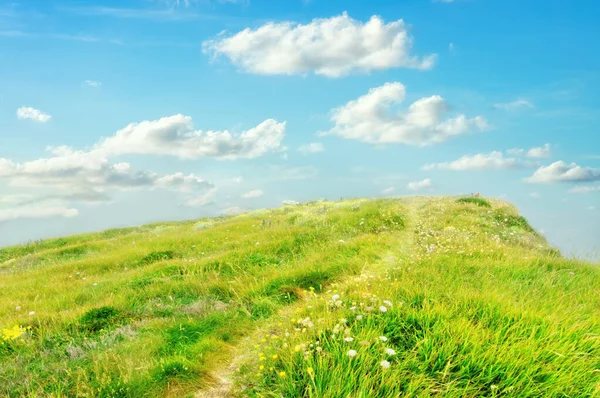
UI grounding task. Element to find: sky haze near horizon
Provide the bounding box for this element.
[1,0,599,260]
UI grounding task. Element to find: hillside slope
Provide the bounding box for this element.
[0,196,599,397]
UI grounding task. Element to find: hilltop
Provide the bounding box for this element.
[1,196,599,397]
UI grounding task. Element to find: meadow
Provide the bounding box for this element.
[1,196,599,397]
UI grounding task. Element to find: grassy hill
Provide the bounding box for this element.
[1,196,599,397]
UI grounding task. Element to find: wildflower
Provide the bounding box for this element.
[379,306,388,313]
[259,365,264,370]
[332,294,340,301]
[347,350,357,358]
[307,367,314,374]
[379,336,388,342]
[350,306,357,311]
[278,371,287,377]
[28,311,35,316]
[380,360,391,369]
[383,300,393,308]
[385,348,396,356]
[15,306,21,311]
[344,337,354,342]
[356,315,363,321]
[272,354,278,359]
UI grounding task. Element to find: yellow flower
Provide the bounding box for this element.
[259,365,264,370]
[307,367,314,374]
[272,354,278,359]
[278,371,287,377]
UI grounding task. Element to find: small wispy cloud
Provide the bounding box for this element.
[16,107,52,122]
[84,80,102,88]
[407,178,434,191]
[298,142,325,154]
[241,189,264,199]
[493,99,534,111]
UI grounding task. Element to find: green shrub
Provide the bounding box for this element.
[456,197,491,208]
[79,306,123,333]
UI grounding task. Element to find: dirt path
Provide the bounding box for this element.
[194,198,419,398]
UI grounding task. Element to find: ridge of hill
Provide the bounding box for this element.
[1,196,598,397]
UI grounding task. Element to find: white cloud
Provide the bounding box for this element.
[241,189,264,199]
[282,200,300,206]
[322,82,487,146]
[202,12,436,77]
[407,178,433,191]
[570,185,600,194]
[84,80,102,88]
[298,142,325,154]
[0,147,213,203]
[423,151,536,171]
[493,99,534,111]
[526,143,551,159]
[97,114,286,160]
[381,186,395,195]
[0,202,78,222]
[185,187,218,207]
[507,148,525,156]
[16,107,52,122]
[526,161,600,183]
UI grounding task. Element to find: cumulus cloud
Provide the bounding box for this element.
[298,142,325,154]
[16,106,52,122]
[507,148,525,156]
[321,82,487,146]
[97,114,286,160]
[241,189,264,199]
[407,178,433,191]
[0,147,213,203]
[526,143,551,159]
[526,161,600,183]
[0,202,78,222]
[423,151,537,171]
[493,99,534,111]
[203,12,436,77]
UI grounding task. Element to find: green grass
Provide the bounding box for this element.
[1,197,599,397]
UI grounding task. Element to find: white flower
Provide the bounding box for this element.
[347,350,357,358]
[356,315,363,321]
[332,294,340,301]
[350,306,357,311]
[383,300,393,307]
[380,360,391,369]
[379,336,388,342]
[385,348,396,356]
[29,311,35,316]
[379,306,388,312]
[344,337,354,342]
[15,306,21,311]
[93,283,98,286]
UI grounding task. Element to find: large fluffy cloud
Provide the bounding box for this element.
[526,161,600,183]
[97,115,286,159]
[322,82,487,146]
[202,12,436,77]
[423,151,537,171]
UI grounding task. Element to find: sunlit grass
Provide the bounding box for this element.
[1,197,598,397]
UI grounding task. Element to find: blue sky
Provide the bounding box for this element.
[1,0,599,259]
